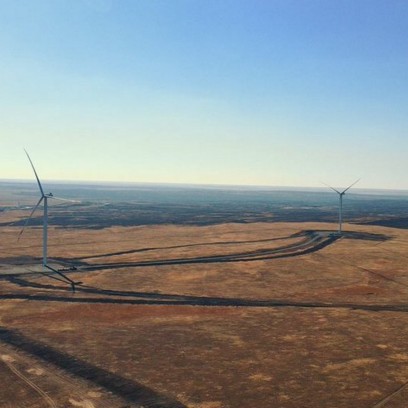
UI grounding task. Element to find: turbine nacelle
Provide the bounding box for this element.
[322,178,360,197]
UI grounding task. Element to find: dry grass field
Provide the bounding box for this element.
[1,209,408,407]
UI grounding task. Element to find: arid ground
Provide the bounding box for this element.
[1,204,408,407]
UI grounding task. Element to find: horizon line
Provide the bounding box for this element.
[1,178,408,194]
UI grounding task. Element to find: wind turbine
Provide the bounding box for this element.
[323,179,360,234]
[18,150,81,291]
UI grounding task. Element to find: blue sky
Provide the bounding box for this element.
[0,0,407,189]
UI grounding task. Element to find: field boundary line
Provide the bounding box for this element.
[372,381,408,407]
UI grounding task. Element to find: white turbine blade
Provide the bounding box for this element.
[24,149,45,197]
[321,181,341,195]
[17,197,43,241]
[49,196,80,203]
[341,178,360,194]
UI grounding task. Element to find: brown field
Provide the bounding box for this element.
[1,212,408,407]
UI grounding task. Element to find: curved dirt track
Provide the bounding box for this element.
[1,354,57,408]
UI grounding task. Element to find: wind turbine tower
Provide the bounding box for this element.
[324,179,360,234]
[18,150,81,292]
[19,150,72,267]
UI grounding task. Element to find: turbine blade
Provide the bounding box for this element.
[17,197,43,241]
[49,196,80,203]
[342,178,360,194]
[321,181,341,195]
[24,149,45,197]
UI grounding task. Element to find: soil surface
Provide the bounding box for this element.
[1,213,408,407]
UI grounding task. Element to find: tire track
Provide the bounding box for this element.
[0,343,126,408]
[372,380,408,407]
[1,354,57,408]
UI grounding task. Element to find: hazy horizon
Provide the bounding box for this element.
[1,178,408,197]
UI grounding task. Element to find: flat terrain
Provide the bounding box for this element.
[1,198,408,407]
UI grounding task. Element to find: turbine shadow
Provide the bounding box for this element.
[0,291,407,313]
[5,273,407,313]
[0,327,186,408]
